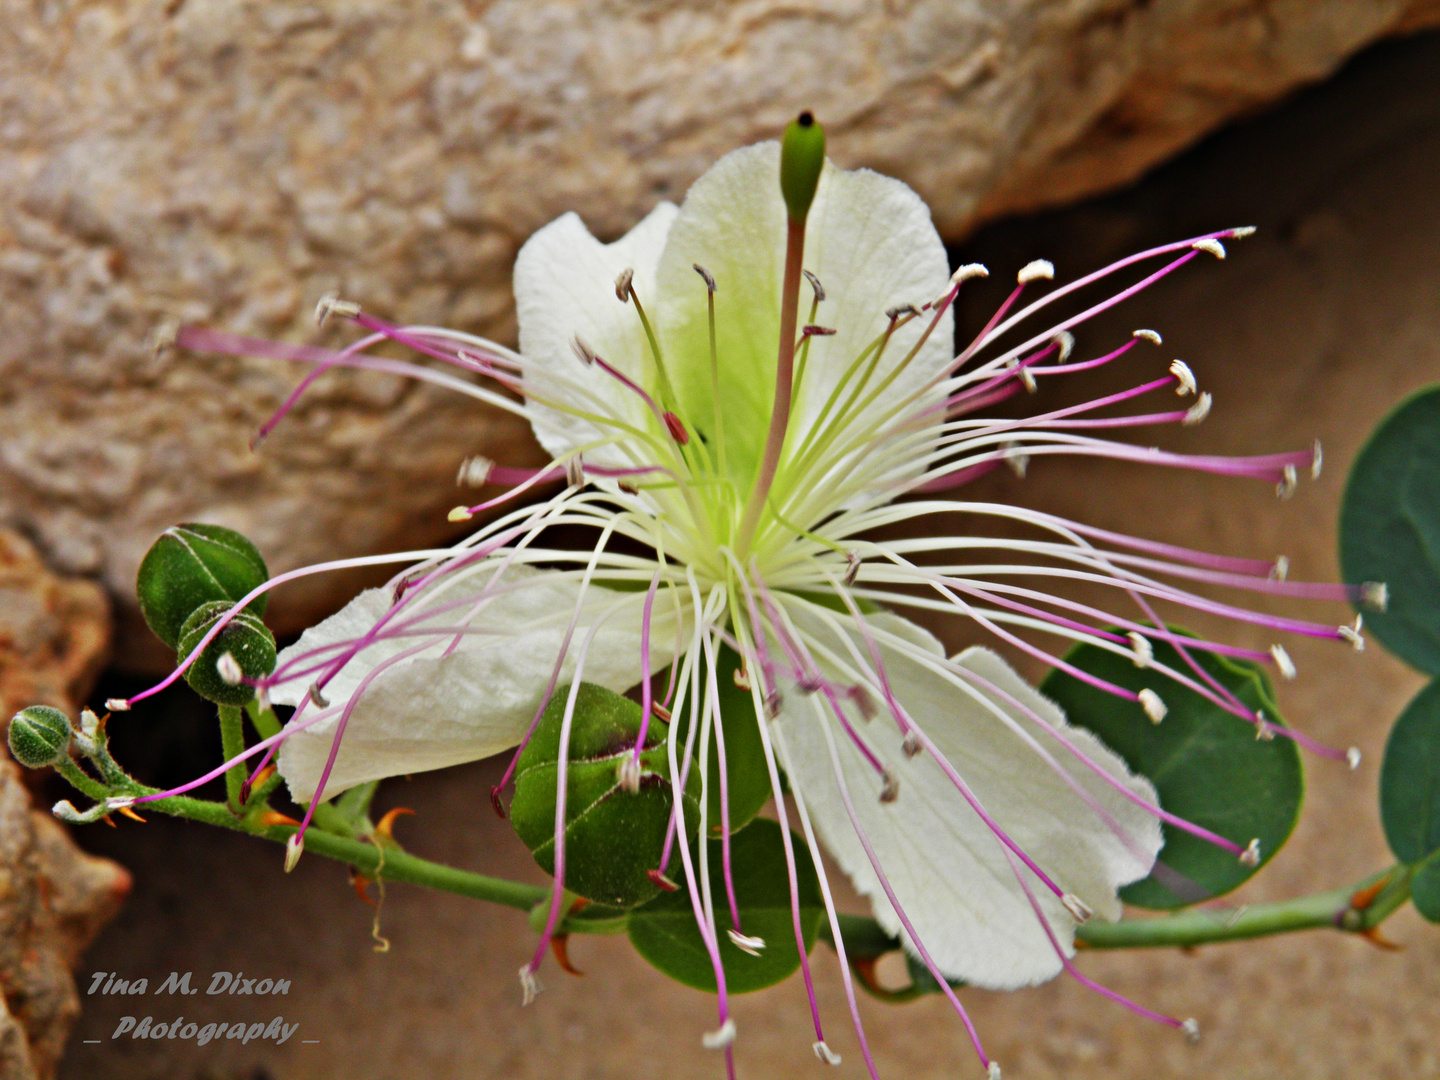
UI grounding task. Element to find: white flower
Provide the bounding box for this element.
[170,124,1366,1071]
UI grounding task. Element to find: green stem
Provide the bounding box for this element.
[218,705,248,810]
[56,758,109,801]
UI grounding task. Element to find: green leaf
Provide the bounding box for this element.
[1379,678,1440,865]
[1410,855,1440,923]
[1339,386,1440,675]
[627,818,823,994]
[1041,635,1304,909]
[669,644,773,834]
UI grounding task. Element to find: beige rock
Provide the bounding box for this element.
[0,758,130,1080]
[2,1,1436,665]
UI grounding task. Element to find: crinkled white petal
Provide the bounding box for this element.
[652,142,953,487]
[271,568,657,803]
[771,609,1162,990]
[513,202,679,466]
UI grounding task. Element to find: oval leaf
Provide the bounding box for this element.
[1041,635,1303,909]
[1410,855,1440,923]
[1379,678,1440,865]
[1340,386,1440,675]
[627,818,823,994]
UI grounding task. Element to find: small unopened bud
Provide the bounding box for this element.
[1017,259,1054,283]
[727,929,766,955]
[137,523,270,650]
[80,708,101,737]
[1240,838,1261,867]
[8,705,73,769]
[1138,688,1167,724]
[176,601,277,707]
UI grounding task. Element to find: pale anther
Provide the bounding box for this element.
[764,690,783,719]
[1169,359,1197,396]
[733,666,752,691]
[1347,746,1362,770]
[447,505,474,523]
[1229,225,1257,238]
[1255,717,1276,741]
[802,324,838,337]
[1312,438,1324,480]
[886,303,919,322]
[1192,237,1226,259]
[518,965,541,1006]
[456,455,495,487]
[1017,259,1054,283]
[1004,359,1037,393]
[154,320,179,357]
[1127,631,1153,668]
[216,652,244,685]
[901,732,922,758]
[879,771,899,804]
[1270,555,1290,582]
[813,1041,842,1066]
[616,754,642,794]
[565,456,586,487]
[1361,581,1389,612]
[693,263,717,293]
[1139,688,1167,724]
[1270,644,1297,680]
[1133,328,1163,345]
[80,708,100,736]
[1182,1018,1201,1043]
[702,1017,737,1051]
[988,1062,1004,1080]
[1339,617,1365,651]
[843,550,861,587]
[314,294,360,326]
[106,795,136,811]
[802,268,825,301]
[614,267,635,301]
[952,263,989,283]
[284,833,305,873]
[1002,441,1030,477]
[307,683,330,709]
[1053,330,1075,362]
[849,684,877,721]
[105,697,131,712]
[1240,838,1261,867]
[1061,893,1093,923]
[727,929,766,955]
[1276,464,1298,499]
[1183,392,1212,425]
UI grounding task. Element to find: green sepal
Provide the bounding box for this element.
[137,523,270,649]
[176,600,277,707]
[779,112,825,223]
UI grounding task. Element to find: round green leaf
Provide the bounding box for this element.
[627,818,823,994]
[1340,386,1440,675]
[1410,855,1440,923]
[1379,678,1440,865]
[669,643,772,834]
[1041,635,1303,909]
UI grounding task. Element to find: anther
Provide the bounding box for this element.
[314,294,361,326]
[693,263,717,293]
[952,263,989,283]
[154,320,178,357]
[1169,359,1197,396]
[813,1041,842,1066]
[307,683,330,709]
[879,771,899,804]
[615,267,635,302]
[1276,464,1298,500]
[216,652,244,685]
[733,665,752,691]
[1127,632,1153,668]
[1254,712,1276,741]
[727,929,766,955]
[284,833,305,872]
[1312,438,1323,480]
[518,964,541,1006]
[1270,555,1290,582]
[702,1017,737,1050]
[988,1063,1003,1080]
[571,336,597,366]
[647,868,681,891]
[886,304,919,322]
[1183,392,1212,425]
[1053,330,1075,363]
[1002,441,1030,477]
[1139,689,1167,724]
[802,324,838,337]
[1229,225,1257,239]
[106,795,136,811]
[1191,238,1226,259]
[1347,746,1362,770]
[80,708,100,737]
[664,411,690,445]
[1181,1018,1201,1043]
[1270,644,1297,680]
[1361,582,1388,612]
[900,732,922,758]
[803,268,825,301]
[457,455,495,486]
[565,456,586,487]
[1004,360,1037,393]
[1061,893,1093,923]
[1339,617,1365,650]
[1017,259,1054,283]
[1133,328,1163,345]
[618,479,639,495]
[651,702,672,723]
[105,697,131,712]
[764,690,783,719]
[447,506,475,522]
[1240,838,1261,867]
[848,684,877,720]
[616,754,642,794]
[843,550,861,586]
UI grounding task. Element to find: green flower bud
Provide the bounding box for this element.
[779,111,826,223]
[510,683,700,909]
[176,600,277,707]
[7,705,73,769]
[137,524,270,649]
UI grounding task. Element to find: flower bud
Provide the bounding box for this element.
[176,601,277,707]
[509,683,700,908]
[8,705,72,769]
[779,111,826,223]
[137,524,270,649]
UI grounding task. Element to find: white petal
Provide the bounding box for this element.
[271,567,654,802]
[771,610,1162,990]
[653,143,953,485]
[513,202,679,464]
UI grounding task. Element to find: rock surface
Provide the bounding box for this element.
[3,0,1438,663]
[0,758,130,1080]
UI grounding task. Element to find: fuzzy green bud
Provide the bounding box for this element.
[509,683,700,908]
[176,601,277,707]
[8,706,73,769]
[779,111,826,223]
[137,524,270,649]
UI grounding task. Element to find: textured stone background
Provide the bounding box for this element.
[3,0,1438,664]
[55,25,1440,1080]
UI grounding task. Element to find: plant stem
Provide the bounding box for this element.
[217,705,248,810]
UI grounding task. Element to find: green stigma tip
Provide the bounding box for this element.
[780,111,825,223]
